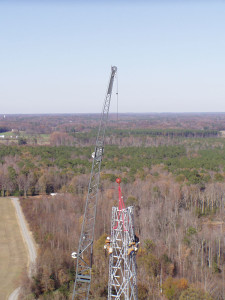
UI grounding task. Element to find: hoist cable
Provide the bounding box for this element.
[116,72,119,127]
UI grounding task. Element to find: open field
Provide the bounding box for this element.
[0,198,27,300]
[0,131,50,145]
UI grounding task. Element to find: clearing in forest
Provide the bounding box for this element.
[0,198,27,299]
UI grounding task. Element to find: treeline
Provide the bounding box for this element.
[0,127,220,148]
[0,126,10,133]
[107,128,220,138]
[2,113,225,134]
[1,142,225,197]
[71,129,220,145]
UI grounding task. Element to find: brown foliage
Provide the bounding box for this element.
[20,173,225,299]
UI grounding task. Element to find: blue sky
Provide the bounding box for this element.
[0,1,225,113]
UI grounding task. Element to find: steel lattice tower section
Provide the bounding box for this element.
[72,66,117,300]
[107,179,138,300]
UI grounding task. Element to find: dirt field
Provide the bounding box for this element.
[0,198,27,300]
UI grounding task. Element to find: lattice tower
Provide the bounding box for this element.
[106,180,138,300]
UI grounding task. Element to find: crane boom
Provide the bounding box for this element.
[72,66,117,300]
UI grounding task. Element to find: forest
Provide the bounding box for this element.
[0,113,224,299]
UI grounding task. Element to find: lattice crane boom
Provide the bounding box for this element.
[72,66,117,300]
